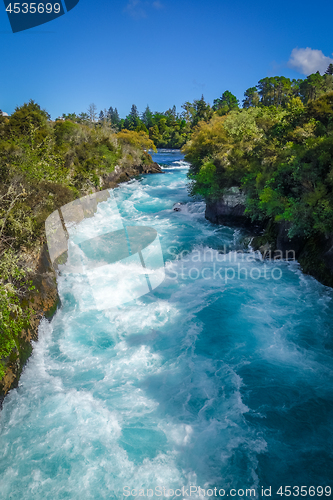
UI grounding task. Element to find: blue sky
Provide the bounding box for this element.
[1,0,333,118]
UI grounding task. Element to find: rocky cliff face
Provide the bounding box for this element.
[205,188,249,227]
[102,162,163,189]
[297,234,333,288]
[205,189,333,287]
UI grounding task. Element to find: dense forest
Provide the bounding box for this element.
[1,65,333,383]
[184,67,333,247]
[61,98,213,149]
[60,65,333,149]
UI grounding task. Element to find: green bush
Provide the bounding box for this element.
[185,91,333,239]
[0,101,156,381]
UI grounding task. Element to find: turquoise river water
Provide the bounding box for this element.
[0,150,332,499]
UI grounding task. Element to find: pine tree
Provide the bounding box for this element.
[112,108,120,126]
[106,107,120,128]
[129,104,139,118]
[170,105,177,118]
[192,95,212,126]
[299,72,324,103]
[243,87,260,108]
[107,106,114,121]
[142,105,153,128]
[123,105,140,130]
[325,63,333,75]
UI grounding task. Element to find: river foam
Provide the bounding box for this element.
[0,150,332,499]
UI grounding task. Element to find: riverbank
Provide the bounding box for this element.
[0,162,163,406]
[205,192,333,288]
[182,91,333,289]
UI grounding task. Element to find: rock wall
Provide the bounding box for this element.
[102,162,163,189]
[205,189,333,287]
[205,188,249,227]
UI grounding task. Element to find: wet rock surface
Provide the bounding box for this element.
[102,163,163,189]
[205,189,333,287]
[205,188,257,229]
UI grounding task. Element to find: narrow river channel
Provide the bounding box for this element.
[0,150,332,499]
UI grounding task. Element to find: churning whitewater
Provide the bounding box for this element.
[0,151,332,499]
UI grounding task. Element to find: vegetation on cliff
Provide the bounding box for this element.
[0,100,156,384]
[183,69,333,242]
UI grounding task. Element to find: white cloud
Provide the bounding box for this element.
[152,1,163,9]
[125,0,164,19]
[125,0,146,19]
[288,47,333,75]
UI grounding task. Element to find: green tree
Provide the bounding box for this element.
[62,112,78,121]
[130,104,139,119]
[164,105,177,126]
[325,63,333,75]
[142,105,154,128]
[107,107,120,128]
[116,129,156,152]
[181,101,196,125]
[149,124,160,145]
[192,95,213,126]
[213,91,239,115]
[256,77,294,107]
[299,72,325,102]
[123,104,141,130]
[243,87,260,108]
[7,100,49,139]
[78,112,89,124]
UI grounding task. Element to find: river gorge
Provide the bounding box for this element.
[0,150,332,499]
